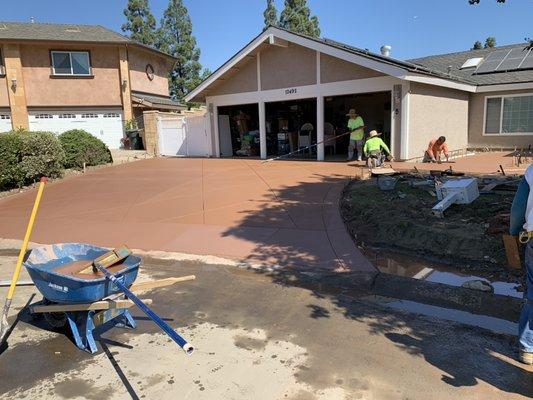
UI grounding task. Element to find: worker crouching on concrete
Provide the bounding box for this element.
[423,136,449,163]
[363,130,392,168]
[346,109,365,161]
[510,163,533,365]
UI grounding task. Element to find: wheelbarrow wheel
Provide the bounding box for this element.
[42,299,67,328]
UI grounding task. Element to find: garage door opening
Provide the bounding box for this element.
[265,98,316,159]
[324,92,391,160]
[218,104,259,157]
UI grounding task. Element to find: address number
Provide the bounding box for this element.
[285,88,298,95]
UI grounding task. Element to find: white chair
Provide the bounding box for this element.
[324,122,336,155]
[298,123,314,155]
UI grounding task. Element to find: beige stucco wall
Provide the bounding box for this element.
[260,43,316,90]
[408,82,469,159]
[129,47,172,97]
[0,76,8,107]
[19,43,122,107]
[469,89,533,149]
[208,56,258,96]
[320,54,384,83]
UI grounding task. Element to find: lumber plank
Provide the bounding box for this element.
[130,276,196,292]
[30,298,152,313]
[502,234,522,269]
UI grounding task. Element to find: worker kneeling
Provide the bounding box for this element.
[364,130,392,168]
[423,136,449,163]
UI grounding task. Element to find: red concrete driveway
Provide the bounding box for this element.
[0,158,374,271]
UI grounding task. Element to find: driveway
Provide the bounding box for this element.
[0,158,374,271]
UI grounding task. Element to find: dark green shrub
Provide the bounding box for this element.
[0,130,65,190]
[59,129,112,169]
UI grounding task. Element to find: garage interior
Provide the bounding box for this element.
[324,91,392,160]
[265,98,316,158]
[218,103,260,157]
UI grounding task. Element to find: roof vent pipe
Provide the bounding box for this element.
[30,16,35,24]
[380,45,391,57]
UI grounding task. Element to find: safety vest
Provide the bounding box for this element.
[525,164,533,232]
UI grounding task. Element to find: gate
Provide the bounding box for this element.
[157,113,209,157]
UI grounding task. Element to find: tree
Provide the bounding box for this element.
[468,0,506,3]
[279,0,320,37]
[121,0,157,46]
[484,36,497,48]
[472,40,483,50]
[157,0,203,101]
[263,0,278,28]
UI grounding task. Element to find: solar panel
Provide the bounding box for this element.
[475,49,511,74]
[496,47,529,71]
[517,49,533,70]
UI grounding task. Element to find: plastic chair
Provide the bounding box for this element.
[298,123,314,155]
[324,122,336,155]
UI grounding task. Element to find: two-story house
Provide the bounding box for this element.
[0,22,182,148]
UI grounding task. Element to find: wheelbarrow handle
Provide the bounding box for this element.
[93,263,193,355]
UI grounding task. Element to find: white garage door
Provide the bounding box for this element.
[29,110,124,149]
[0,114,12,133]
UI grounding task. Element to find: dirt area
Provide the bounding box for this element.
[340,174,521,282]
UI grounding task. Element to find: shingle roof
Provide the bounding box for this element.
[0,21,175,60]
[408,43,533,86]
[131,92,185,109]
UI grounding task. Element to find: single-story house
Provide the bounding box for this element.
[0,21,184,148]
[185,26,533,161]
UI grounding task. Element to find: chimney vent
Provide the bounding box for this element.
[380,45,391,57]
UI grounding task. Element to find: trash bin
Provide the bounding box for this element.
[126,129,143,150]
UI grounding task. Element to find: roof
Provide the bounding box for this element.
[408,43,533,86]
[0,21,175,60]
[131,92,185,110]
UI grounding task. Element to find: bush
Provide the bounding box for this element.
[0,130,65,190]
[59,129,112,169]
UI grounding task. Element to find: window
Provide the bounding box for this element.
[35,114,53,119]
[0,115,10,120]
[59,114,76,119]
[103,113,120,118]
[51,51,91,76]
[485,94,533,135]
[81,113,98,118]
[460,57,483,69]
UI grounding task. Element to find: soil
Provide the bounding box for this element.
[340,175,523,282]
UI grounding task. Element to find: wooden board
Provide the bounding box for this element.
[502,234,522,269]
[30,299,152,313]
[54,260,128,280]
[370,167,397,176]
[130,276,196,293]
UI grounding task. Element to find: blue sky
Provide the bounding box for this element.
[2,0,532,71]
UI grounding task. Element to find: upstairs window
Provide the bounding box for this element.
[51,51,91,76]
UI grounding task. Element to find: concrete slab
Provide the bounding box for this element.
[0,158,372,271]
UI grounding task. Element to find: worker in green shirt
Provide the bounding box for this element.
[363,130,392,167]
[346,109,365,161]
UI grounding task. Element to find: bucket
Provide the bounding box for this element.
[377,176,397,191]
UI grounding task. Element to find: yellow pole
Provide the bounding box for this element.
[0,177,47,341]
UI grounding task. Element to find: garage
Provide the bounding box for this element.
[217,103,260,157]
[28,109,124,149]
[0,113,11,133]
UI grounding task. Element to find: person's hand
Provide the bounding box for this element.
[431,157,437,163]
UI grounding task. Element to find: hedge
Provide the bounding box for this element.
[0,130,65,190]
[58,129,112,169]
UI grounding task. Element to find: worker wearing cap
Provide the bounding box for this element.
[510,163,533,365]
[423,136,449,163]
[346,109,365,161]
[363,130,392,167]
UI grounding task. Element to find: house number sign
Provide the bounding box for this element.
[285,88,298,95]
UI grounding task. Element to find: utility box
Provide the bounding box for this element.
[433,178,479,217]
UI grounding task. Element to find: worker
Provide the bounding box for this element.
[346,109,365,161]
[423,136,449,163]
[510,163,533,365]
[363,130,392,167]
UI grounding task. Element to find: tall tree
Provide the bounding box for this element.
[484,36,497,48]
[121,0,157,46]
[472,40,483,50]
[263,0,278,28]
[279,0,320,37]
[157,0,203,100]
[469,0,506,4]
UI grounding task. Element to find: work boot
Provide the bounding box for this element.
[519,349,533,365]
[357,156,362,162]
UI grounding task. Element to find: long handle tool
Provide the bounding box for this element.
[0,177,47,343]
[93,263,194,355]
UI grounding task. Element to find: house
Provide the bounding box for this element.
[0,21,184,149]
[185,26,533,161]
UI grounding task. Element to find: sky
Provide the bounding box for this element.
[1,0,532,72]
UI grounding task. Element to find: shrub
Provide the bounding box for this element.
[59,129,112,169]
[0,130,65,190]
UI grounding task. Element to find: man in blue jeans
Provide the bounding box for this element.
[510,163,533,364]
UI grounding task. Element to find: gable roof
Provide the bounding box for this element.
[0,21,175,60]
[409,43,533,86]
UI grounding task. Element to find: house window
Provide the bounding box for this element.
[51,51,91,76]
[485,94,533,135]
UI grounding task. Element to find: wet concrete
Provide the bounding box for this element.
[0,253,532,399]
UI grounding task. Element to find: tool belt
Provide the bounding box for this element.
[519,231,533,244]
